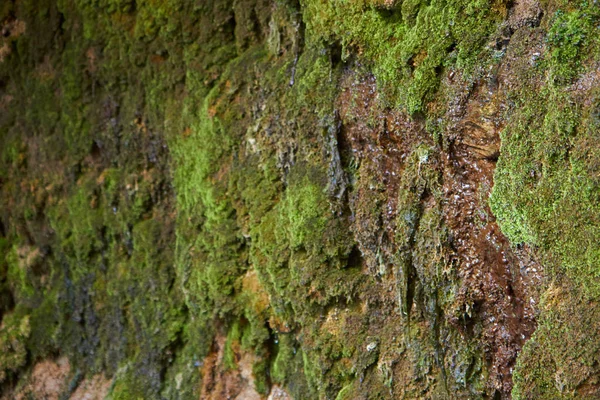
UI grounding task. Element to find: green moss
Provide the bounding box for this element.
[303,0,506,112]
[491,56,600,298]
[0,312,30,383]
[546,8,592,83]
[110,371,145,400]
[271,334,296,383]
[252,359,269,395]
[9,0,600,397]
[5,245,36,300]
[279,172,329,251]
[482,3,600,397]
[513,282,600,399]
[51,182,104,269]
[170,89,245,317]
[224,321,242,370]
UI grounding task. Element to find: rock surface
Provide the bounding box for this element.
[0,0,599,398]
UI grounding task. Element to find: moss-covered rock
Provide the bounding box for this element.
[2,0,600,398]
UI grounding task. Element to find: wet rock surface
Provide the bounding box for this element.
[1,0,599,399]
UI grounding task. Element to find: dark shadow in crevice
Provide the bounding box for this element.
[346,245,364,270]
[329,40,343,69]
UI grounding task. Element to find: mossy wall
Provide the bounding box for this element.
[1,0,600,398]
